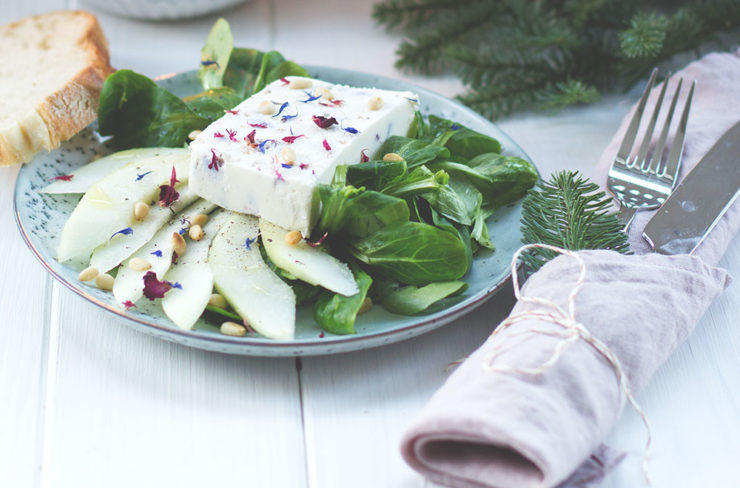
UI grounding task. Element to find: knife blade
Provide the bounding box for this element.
[643,120,740,255]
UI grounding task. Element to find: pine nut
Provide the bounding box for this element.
[288,78,312,90]
[78,266,99,282]
[189,224,204,241]
[220,321,247,337]
[128,257,151,272]
[358,296,373,314]
[284,230,302,246]
[258,100,276,115]
[172,232,187,256]
[316,87,334,100]
[188,129,202,140]
[383,152,404,162]
[208,293,227,309]
[134,201,150,221]
[368,96,384,110]
[191,213,208,227]
[281,147,296,165]
[95,273,114,291]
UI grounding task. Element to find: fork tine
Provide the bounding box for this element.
[662,80,695,186]
[652,77,683,176]
[617,68,658,167]
[637,72,671,173]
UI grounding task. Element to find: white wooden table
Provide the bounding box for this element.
[2,2,739,487]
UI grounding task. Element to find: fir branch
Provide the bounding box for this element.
[537,80,601,112]
[519,171,630,273]
[374,0,740,119]
[372,0,464,31]
[394,2,503,74]
[619,11,668,58]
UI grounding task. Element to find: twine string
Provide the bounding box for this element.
[482,244,652,484]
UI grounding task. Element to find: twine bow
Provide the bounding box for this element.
[482,243,652,484]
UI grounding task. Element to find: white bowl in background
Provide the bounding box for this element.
[81,0,249,20]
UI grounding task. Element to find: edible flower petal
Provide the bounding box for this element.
[136,171,153,181]
[226,129,238,142]
[51,174,73,182]
[258,139,275,154]
[343,127,358,134]
[273,102,289,118]
[150,250,163,258]
[300,91,322,103]
[246,129,257,146]
[142,271,171,301]
[110,227,133,239]
[322,139,331,151]
[282,135,304,144]
[158,166,180,207]
[200,60,218,67]
[214,132,225,138]
[249,122,268,128]
[209,149,224,171]
[307,232,329,248]
[312,115,338,129]
[360,150,369,162]
[280,78,290,85]
[225,109,239,115]
[244,236,256,250]
[299,163,309,170]
[167,281,183,290]
[122,300,136,310]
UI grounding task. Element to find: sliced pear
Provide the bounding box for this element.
[161,211,230,330]
[42,148,187,194]
[112,200,217,306]
[89,187,199,273]
[259,219,358,296]
[210,213,296,340]
[57,149,190,263]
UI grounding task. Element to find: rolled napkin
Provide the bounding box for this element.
[400,49,740,488]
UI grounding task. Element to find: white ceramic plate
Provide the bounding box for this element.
[14,66,534,356]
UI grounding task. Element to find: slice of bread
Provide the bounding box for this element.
[0,11,114,165]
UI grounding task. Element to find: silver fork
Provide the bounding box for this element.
[607,68,695,230]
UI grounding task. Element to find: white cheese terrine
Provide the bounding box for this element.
[188,76,418,235]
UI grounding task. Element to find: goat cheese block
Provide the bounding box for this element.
[188,76,418,235]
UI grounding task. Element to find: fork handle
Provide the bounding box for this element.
[619,205,638,232]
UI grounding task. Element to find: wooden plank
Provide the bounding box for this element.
[0,3,70,486]
[603,241,740,487]
[299,291,517,488]
[42,286,307,487]
[0,165,52,488]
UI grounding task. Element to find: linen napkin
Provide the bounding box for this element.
[400,49,740,488]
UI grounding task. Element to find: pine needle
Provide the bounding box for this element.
[519,171,630,274]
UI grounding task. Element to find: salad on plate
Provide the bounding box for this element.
[41,19,538,342]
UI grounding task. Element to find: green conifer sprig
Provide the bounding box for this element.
[519,171,630,274]
[373,0,740,119]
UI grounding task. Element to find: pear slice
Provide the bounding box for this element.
[161,211,229,330]
[259,219,358,296]
[90,187,199,273]
[210,213,296,340]
[42,148,187,194]
[112,200,217,306]
[57,149,190,263]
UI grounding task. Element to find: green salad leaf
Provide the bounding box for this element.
[98,70,209,149]
[377,136,450,168]
[183,87,243,122]
[313,268,373,334]
[426,115,502,162]
[383,281,468,315]
[199,18,233,90]
[349,222,469,285]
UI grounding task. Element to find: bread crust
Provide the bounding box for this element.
[0,11,115,166]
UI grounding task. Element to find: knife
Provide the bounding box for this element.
[643,121,740,255]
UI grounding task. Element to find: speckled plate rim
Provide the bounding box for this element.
[14,66,534,357]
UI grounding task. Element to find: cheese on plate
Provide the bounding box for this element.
[188,76,418,234]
